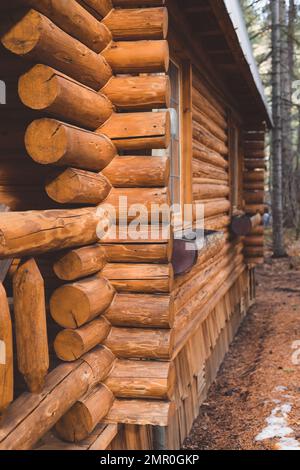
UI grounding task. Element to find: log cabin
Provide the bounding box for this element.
[0,0,272,450]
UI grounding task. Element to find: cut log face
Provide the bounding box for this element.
[55,384,114,443]
[13,259,49,393]
[77,0,113,18]
[1,9,112,89]
[102,40,169,73]
[0,284,13,418]
[102,7,168,40]
[25,119,117,170]
[50,275,115,328]
[19,65,114,129]
[54,318,111,361]
[45,168,112,204]
[54,245,107,281]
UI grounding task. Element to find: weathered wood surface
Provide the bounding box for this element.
[1,9,112,89]
[54,245,107,281]
[13,259,49,393]
[103,399,174,426]
[0,284,13,419]
[0,347,115,450]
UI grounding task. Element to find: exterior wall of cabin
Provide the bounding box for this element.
[0,0,266,451]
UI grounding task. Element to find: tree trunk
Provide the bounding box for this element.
[271,0,285,257]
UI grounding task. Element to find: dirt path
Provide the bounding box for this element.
[183,258,300,450]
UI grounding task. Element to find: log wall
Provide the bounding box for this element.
[0,0,266,451]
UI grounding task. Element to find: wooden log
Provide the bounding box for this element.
[194,199,230,219]
[244,204,265,215]
[0,208,100,258]
[244,191,265,204]
[193,107,227,142]
[54,245,107,281]
[0,347,114,450]
[105,327,174,360]
[102,40,169,73]
[0,284,13,419]
[101,75,170,110]
[193,183,229,200]
[11,0,112,52]
[204,214,230,230]
[45,168,112,204]
[13,259,49,393]
[244,159,266,170]
[1,9,112,90]
[244,246,264,257]
[19,65,113,129]
[98,111,170,150]
[105,293,174,328]
[193,142,228,169]
[244,236,264,247]
[192,88,227,131]
[103,7,168,40]
[105,359,175,399]
[113,0,165,6]
[244,170,265,182]
[25,119,116,170]
[193,122,228,155]
[103,399,174,426]
[244,151,266,159]
[103,243,171,264]
[244,181,265,191]
[192,158,228,181]
[102,263,173,293]
[54,318,111,361]
[250,224,264,236]
[231,213,262,236]
[77,0,113,18]
[56,384,114,442]
[50,275,115,329]
[102,155,169,187]
[244,141,265,152]
[99,224,171,244]
[245,257,264,266]
[243,132,265,141]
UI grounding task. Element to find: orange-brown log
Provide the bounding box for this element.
[193,142,228,169]
[98,111,170,150]
[244,159,266,170]
[25,119,116,170]
[45,168,112,204]
[244,246,264,257]
[19,65,113,129]
[245,257,264,265]
[103,242,172,264]
[0,347,114,450]
[244,191,265,204]
[103,399,174,426]
[54,245,107,281]
[105,327,173,360]
[103,7,168,40]
[105,293,174,328]
[244,170,265,182]
[0,208,100,258]
[99,224,171,244]
[193,122,228,155]
[192,88,227,130]
[193,107,227,142]
[13,259,49,393]
[102,263,173,293]
[54,318,111,361]
[9,0,112,52]
[196,198,231,218]
[77,0,113,18]
[244,236,264,247]
[101,75,170,110]
[102,155,169,187]
[250,224,264,235]
[0,284,13,418]
[1,9,112,89]
[192,158,228,181]
[193,182,229,200]
[105,359,175,399]
[102,40,169,73]
[56,384,114,442]
[204,214,231,230]
[50,275,115,329]
[245,204,265,215]
[244,181,265,191]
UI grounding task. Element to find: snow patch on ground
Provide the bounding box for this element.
[255,388,300,450]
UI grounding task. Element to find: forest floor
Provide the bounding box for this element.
[183,231,300,450]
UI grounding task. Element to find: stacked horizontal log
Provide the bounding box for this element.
[243,130,266,265]
[192,72,229,231]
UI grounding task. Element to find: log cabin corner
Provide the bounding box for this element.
[0,0,271,450]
